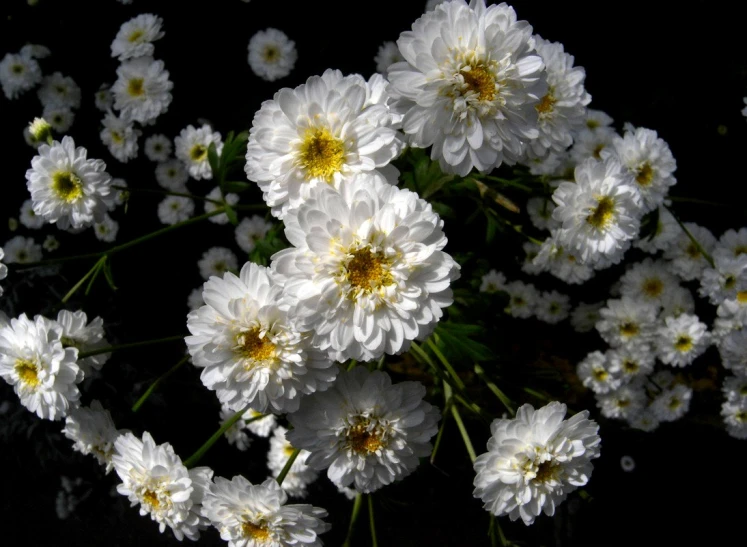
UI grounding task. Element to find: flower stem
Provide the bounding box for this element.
[77,335,185,359]
[474,364,515,416]
[445,380,477,463]
[183,403,252,468]
[131,355,190,412]
[426,336,467,392]
[368,495,379,547]
[665,205,715,268]
[276,448,301,486]
[60,255,107,304]
[342,493,364,547]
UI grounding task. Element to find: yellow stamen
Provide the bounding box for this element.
[620,322,639,337]
[536,90,556,115]
[461,65,496,101]
[635,163,654,187]
[242,521,271,541]
[586,196,615,229]
[346,248,392,293]
[127,78,145,97]
[298,128,345,181]
[347,421,383,455]
[674,335,693,353]
[15,359,40,388]
[189,144,207,162]
[262,46,279,62]
[128,30,144,43]
[642,278,664,298]
[534,461,557,483]
[142,490,160,510]
[52,171,84,203]
[236,327,276,366]
[737,291,747,304]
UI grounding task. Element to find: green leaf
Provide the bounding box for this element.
[223,181,252,193]
[102,257,118,291]
[224,204,239,226]
[207,142,220,181]
[435,323,494,362]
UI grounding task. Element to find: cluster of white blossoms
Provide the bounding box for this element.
[247,28,297,82]
[480,270,571,324]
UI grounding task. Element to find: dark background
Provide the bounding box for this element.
[1,0,746,545]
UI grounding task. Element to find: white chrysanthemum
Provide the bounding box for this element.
[569,126,616,165]
[0,248,6,297]
[219,404,253,452]
[524,150,574,179]
[272,174,460,361]
[203,476,330,547]
[158,196,194,225]
[579,109,614,133]
[472,402,600,526]
[235,216,272,254]
[388,0,546,176]
[479,269,506,294]
[0,51,42,99]
[186,262,337,414]
[699,254,747,305]
[576,350,622,394]
[37,72,81,110]
[62,400,120,472]
[56,309,110,377]
[521,241,543,276]
[635,206,679,254]
[660,285,695,318]
[374,41,404,74]
[595,296,658,349]
[245,409,277,438]
[205,186,239,225]
[651,384,692,422]
[719,328,747,376]
[607,344,655,383]
[2,235,42,264]
[197,247,238,280]
[526,197,558,232]
[655,313,710,367]
[595,383,646,421]
[247,28,297,82]
[245,69,404,220]
[100,111,141,163]
[722,376,747,404]
[552,157,640,264]
[19,199,45,229]
[94,84,114,112]
[628,409,660,433]
[19,43,49,59]
[94,213,119,242]
[25,136,115,230]
[503,280,538,319]
[267,426,318,499]
[175,124,222,180]
[715,228,747,260]
[525,36,590,159]
[112,431,213,541]
[287,366,440,493]
[605,126,677,213]
[533,231,594,285]
[112,57,173,124]
[618,258,679,307]
[664,222,717,281]
[111,13,164,61]
[156,158,189,190]
[144,133,172,162]
[536,290,570,324]
[721,400,747,439]
[0,313,81,420]
[570,301,604,333]
[43,105,75,133]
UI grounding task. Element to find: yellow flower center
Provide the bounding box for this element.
[586,196,615,229]
[242,521,271,541]
[534,461,557,483]
[15,359,40,388]
[142,490,160,510]
[536,90,556,115]
[298,128,345,181]
[620,322,639,337]
[346,248,392,293]
[128,30,144,43]
[461,64,496,101]
[622,359,639,374]
[735,245,747,256]
[262,45,279,62]
[283,444,296,457]
[189,144,207,162]
[127,77,145,97]
[592,143,605,159]
[347,420,384,455]
[667,397,682,410]
[111,131,124,144]
[642,278,664,298]
[592,368,608,382]
[736,411,747,423]
[635,163,654,187]
[11,64,24,74]
[236,327,276,366]
[52,171,84,203]
[674,335,693,353]
[737,291,747,303]
[724,275,737,290]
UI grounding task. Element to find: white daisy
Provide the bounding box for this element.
[503,280,538,319]
[595,383,647,421]
[719,328,747,376]
[56,309,110,377]
[157,196,194,225]
[0,313,81,420]
[144,133,172,162]
[112,57,173,124]
[267,426,318,499]
[569,126,616,165]
[62,400,120,472]
[0,51,42,99]
[479,269,506,294]
[536,290,571,324]
[374,41,404,74]
[521,241,543,276]
[112,431,213,541]
[19,199,45,229]
[472,401,600,526]
[660,285,695,318]
[37,72,81,110]
[205,186,239,225]
[2,235,42,264]
[699,254,747,305]
[247,28,297,82]
[526,197,558,232]
[579,109,614,133]
[721,400,747,439]
[43,235,59,252]
[650,384,692,422]
[245,69,404,220]
[25,136,115,230]
[655,313,710,367]
[155,158,189,190]
[722,376,747,404]
[100,111,141,163]
[287,366,440,493]
[570,301,604,333]
[43,105,75,133]
[715,227,747,260]
[576,350,622,394]
[245,409,277,438]
[272,174,460,361]
[635,206,679,254]
[94,213,119,242]
[111,13,165,61]
[197,247,238,280]
[94,84,114,112]
[219,404,253,452]
[388,0,546,176]
[595,297,658,349]
[618,258,679,307]
[235,215,273,254]
[175,124,222,181]
[533,231,595,285]
[607,344,655,383]
[664,222,717,281]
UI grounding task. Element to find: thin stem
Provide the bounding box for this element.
[479,174,534,193]
[430,398,452,465]
[132,355,190,412]
[523,387,551,402]
[474,364,515,416]
[425,337,467,392]
[276,448,301,486]
[451,402,477,463]
[183,403,252,468]
[367,495,379,547]
[409,342,465,397]
[77,334,185,359]
[342,493,364,547]
[665,205,715,268]
[60,256,107,304]
[347,359,358,371]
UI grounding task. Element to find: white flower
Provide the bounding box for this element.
[479,269,506,293]
[100,111,141,163]
[175,124,222,180]
[388,0,546,176]
[94,84,114,112]
[43,105,75,133]
[580,109,614,133]
[219,404,253,452]
[186,262,337,414]
[245,69,404,220]
[569,126,616,165]
[618,258,679,307]
[247,28,297,82]
[715,227,747,260]
[111,13,164,61]
[0,248,7,296]
[197,247,238,280]
[37,72,81,110]
[651,384,692,422]
[526,197,558,232]
[112,57,173,124]
[655,313,709,367]
[374,41,404,74]
[552,157,641,265]
[112,431,213,541]
[699,254,747,305]
[62,400,120,472]
[533,231,594,285]
[235,216,272,254]
[718,328,747,376]
[25,136,115,230]
[272,174,460,361]
[628,409,660,433]
[2,236,42,264]
[607,344,655,383]
[664,222,717,281]
[722,376,747,404]
[660,285,695,318]
[503,280,538,319]
[472,402,600,526]
[246,409,277,438]
[56,309,110,377]
[156,158,189,190]
[536,290,570,324]
[205,186,239,225]
[158,196,194,225]
[570,301,604,333]
[0,313,81,420]
[19,199,45,229]
[93,214,119,242]
[721,400,747,439]
[0,52,42,99]
[287,366,440,493]
[144,133,172,162]
[187,287,204,311]
[635,206,679,254]
[595,296,657,349]
[595,383,646,421]
[576,350,622,394]
[267,426,318,499]
[202,476,329,546]
[43,235,59,252]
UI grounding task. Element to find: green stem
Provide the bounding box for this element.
[426,337,467,392]
[451,401,477,463]
[368,495,379,547]
[342,493,364,547]
[276,448,301,486]
[523,387,551,402]
[409,342,465,397]
[474,364,515,416]
[347,359,358,371]
[183,403,252,468]
[478,174,534,193]
[665,205,715,268]
[132,355,190,412]
[77,334,185,359]
[430,397,452,465]
[60,256,107,304]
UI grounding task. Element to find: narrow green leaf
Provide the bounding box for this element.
[223,180,252,193]
[102,257,118,291]
[224,204,239,226]
[207,142,220,180]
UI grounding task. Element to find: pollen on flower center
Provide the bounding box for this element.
[685,243,701,259]
[620,322,639,337]
[635,162,654,187]
[346,419,384,455]
[536,90,557,115]
[298,128,345,181]
[622,359,639,374]
[534,461,558,483]
[674,335,693,353]
[52,171,84,203]
[189,144,207,162]
[236,327,276,365]
[142,489,161,510]
[592,368,608,382]
[642,278,664,297]
[586,196,615,229]
[242,521,271,541]
[15,359,40,388]
[128,30,144,43]
[345,248,393,293]
[127,77,145,97]
[262,45,279,62]
[737,291,747,303]
[461,64,496,101]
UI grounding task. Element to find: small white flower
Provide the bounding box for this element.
[576,350,622,394]
[719,328,747,376]
[655,313,709,367]
[521,241,543,276]
[112,57,173,124]
[526,197,558,232]
[100,111,141,163]
[175,124,222,180]
[157,196,194,226]
[635,206,679,254]
[94,213,119,242]
[62,400,120,472]
[660,285,695,318]
[247,28,297,81]
[155,158,189,190]
[56,309,110,376]
[144,134,172,162]
[569,126,616,165]
[219,404,253,452]
[43,105,75,133]
[479,269,506,294]
[205,186,239,225]
[579,109,614,133]
[0,51,42,99]
[94,84,114,112]
[504,280,538,319]
[111,13,164,61]
[607,344,655,383]
[721,400,747,439]
[628,409,660,433]
[618,258,679,308]
[245,409,277,438]
[595,296,657,349]
[19,199,45,229]
[374,41,404,74]
[722,375,747,404]
[43,235,59,252]
[650,384,692,422]
[187,287,204,311]
[197,247,238,280]
[2,236,42,264]
[699,254,747,305]
[715,228,747,260]
[267,426,318,499]
[595,383,646,421]
[37,72,81,110]
[664,222,717,281]
[235,215,272,254]
[570,301,604,333]
[536,290,571,323]
[533,231,595,285]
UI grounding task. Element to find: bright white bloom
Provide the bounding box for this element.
[235,216,272,254]
[719,328,747,376]
[94,85,114,112]
[722,376,747,403]
[526,197,558,232]
[62,400,120,472]
[267,426,318,498]
[635,206,679,254]
[536,291,570,324]
[595,296,657,349]
[0,52,42,99]
[425,0,446,10]
[715,228,747,260]
[19,199,45,229]
[503,280,538,319]
[112,431,213,541]
[620,455,635,472]
[197,247,238,280]
[569,126,616,165]
[144,134,172,162]
[157,196,194,225]
[607,344,655,383]
[618,258,679,307]
[533,231,594,285]
[287,366,440,493]
[205,187,239,225]
[479,269,506,293]
[388,0,546,176]
[273,175,460,361]
[203,476,329,546]
[472,402,600,526]
[655,313,709,367]
[100,111,141,163]
[112,57,173,124]
[699,254,747,305]
[43,105,75,133]
[111,14,164,61]
[37,72,81,110]
[664,222,717,281]
[595,383,646,421]
[186,262,337,414]
[25,136,115,230]
[651,384,692,422]
[374,41,404,74]
[247,28,297,82]
[525,150,574,179]
[570,301,604,333]
[721,400,747,439]
[245,69,404,220]
[580,109,614,133]
[56,309,109,377]
[0,313,81,420]
[245,410,277,438]
[175,124,222,180]
[576,350,622,394]
[94,214,119,242]
[2,236,42,264]
[156,158,189,190]
[552,157,640,264]
[0,248,6,296]
[219,404,253,452]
